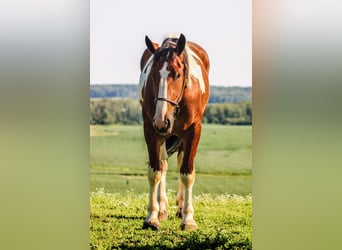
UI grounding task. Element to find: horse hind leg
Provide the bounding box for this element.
[176,150,184,218]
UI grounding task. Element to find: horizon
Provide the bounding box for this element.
[90,82,252,88]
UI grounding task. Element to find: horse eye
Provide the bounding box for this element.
[176,72,181,79]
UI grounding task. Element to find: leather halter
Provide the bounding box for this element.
[152,38,187,116]
[154,63,187,116]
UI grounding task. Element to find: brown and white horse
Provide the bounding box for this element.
[139,33,210,231]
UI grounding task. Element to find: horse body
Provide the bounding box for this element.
[139,33,210,230]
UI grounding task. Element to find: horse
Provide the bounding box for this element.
[139,33,210,231]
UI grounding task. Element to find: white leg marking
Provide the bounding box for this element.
[153,62,169,129]
[158,143,168,220]
[144,167,162,229]
[180,172,197,230]
[158,160,168,220]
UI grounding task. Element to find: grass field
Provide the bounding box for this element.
[90,124,252,249]
[90,124,252,196]
[90,189,252,249]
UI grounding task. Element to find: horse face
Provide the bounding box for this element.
[145,34,186,135]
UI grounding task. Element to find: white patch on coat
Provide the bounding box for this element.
[139,55,154,102]
[184,46,206,94]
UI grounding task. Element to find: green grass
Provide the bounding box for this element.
[90,124,252,195]
[90,189,252,249]
[90,124,252,249]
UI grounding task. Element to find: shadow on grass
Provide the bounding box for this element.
[116,232,252,250]
[108,214,145,220]
[91,214,145,220]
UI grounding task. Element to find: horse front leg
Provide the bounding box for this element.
[179,123,202,231]
[142,130,163,230]
[157,143,169,220]
[143,166,161,230]
[180,171,196,231]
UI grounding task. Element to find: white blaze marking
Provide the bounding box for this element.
[159,61,170,80]
[153,62,169,128]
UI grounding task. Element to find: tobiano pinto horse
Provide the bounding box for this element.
[139,33,210,231]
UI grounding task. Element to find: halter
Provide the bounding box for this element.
[154,63,187,116]
[154,81,186,115]
[150,37,188,116]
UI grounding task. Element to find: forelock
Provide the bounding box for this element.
[154,48,175,63]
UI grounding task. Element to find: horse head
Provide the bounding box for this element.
[145,33,187,135]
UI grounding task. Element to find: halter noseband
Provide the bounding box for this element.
[155,96,181,115]
[155,97,179,107]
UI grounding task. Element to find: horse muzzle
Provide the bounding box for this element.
[153,117,173,135]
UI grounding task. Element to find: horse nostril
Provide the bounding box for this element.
[165,118,170,129]
[153,118,171,134]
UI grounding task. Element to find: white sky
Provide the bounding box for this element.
[90,0,251,87]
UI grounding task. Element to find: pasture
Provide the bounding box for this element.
[90,124,252,249]
[90,124,252,195]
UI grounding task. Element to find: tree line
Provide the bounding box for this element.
[90,98,252,125]
[90,84,252,103]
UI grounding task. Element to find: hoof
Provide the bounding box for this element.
[158,211,168,221]
[176,209,182,219]
[180,221,198,231]
[142,221,160,230]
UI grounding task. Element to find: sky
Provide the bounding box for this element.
[90,0,251,87]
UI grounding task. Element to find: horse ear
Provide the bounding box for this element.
[176,33,186,55]
[145,35,158,54]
